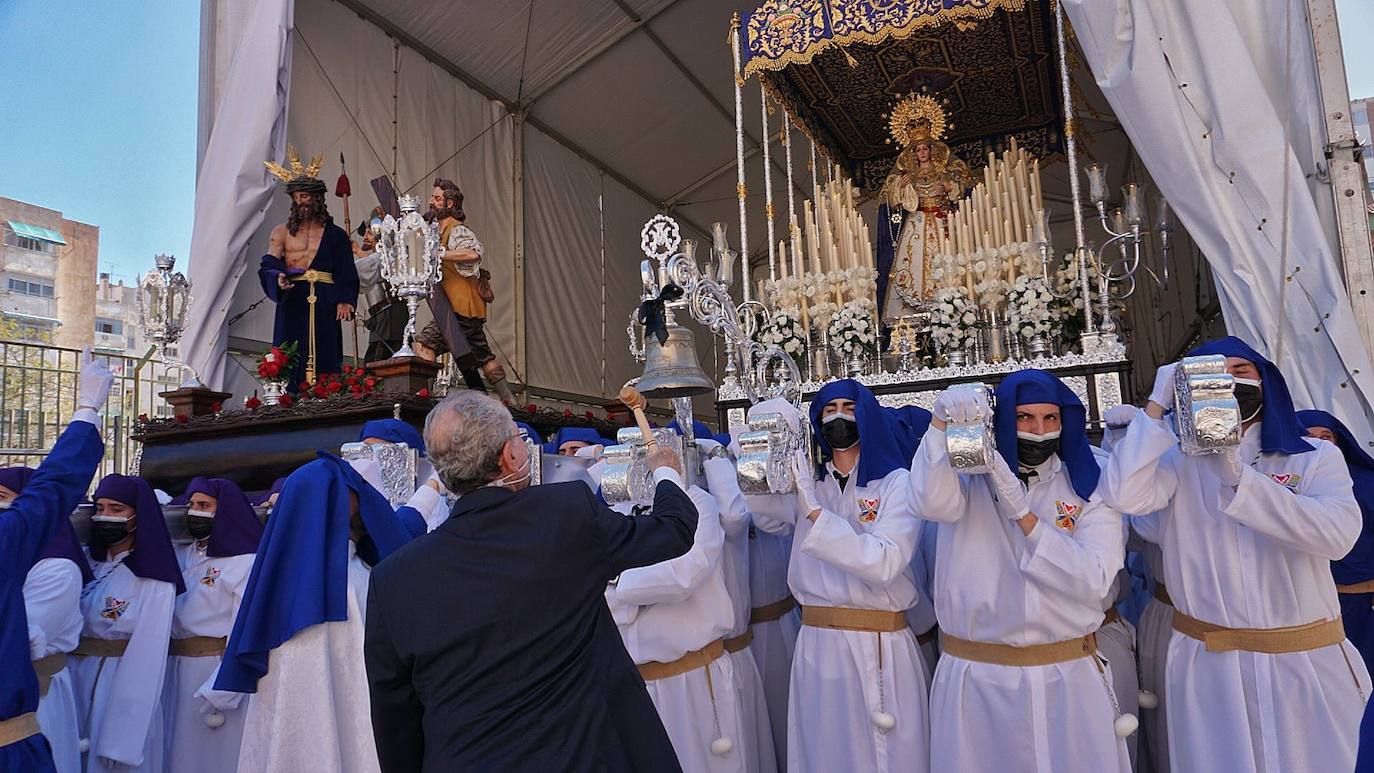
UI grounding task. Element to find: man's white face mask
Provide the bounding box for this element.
[488,438,533,492]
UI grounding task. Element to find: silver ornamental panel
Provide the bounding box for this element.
[1174,354,1242,455]
[602,428,682,503]
[735,412,800,494]
[524,434,544,487]
[540,453,596,488]
[945,383,998,472]
[340,440,418,507]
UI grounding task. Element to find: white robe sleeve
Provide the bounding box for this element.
[908,426,971,523]
[402,485,447,532]
[1019,499,1125,602]
[94,580,176,767]
[747,493,798,536]
[1220,443,1361,560]
[195,556,255,712]
[704,457,750,542]
[801,472,922,587]
[612,488,725,606]
[23,559,82,658]
[1099,412,1179,516]
[603,585,639,626]
[1130,512,1164,545]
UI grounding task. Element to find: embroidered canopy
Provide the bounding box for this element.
[740,0,1064,190]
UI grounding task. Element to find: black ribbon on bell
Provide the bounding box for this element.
[638,283,684,345]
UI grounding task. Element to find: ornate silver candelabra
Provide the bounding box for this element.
[137,254,201,387]
[376,194,443,358]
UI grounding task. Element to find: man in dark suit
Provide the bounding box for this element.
[365,391,697,772]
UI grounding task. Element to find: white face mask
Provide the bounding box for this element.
[1015,429,1062,443]
[186,508,215,519]
[488,442,533,490]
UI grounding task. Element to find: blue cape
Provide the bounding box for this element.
[215,452,413,693]
[884,405,933,461]
[90,474,186,594]
[994,370,1101,501]
[1298,410,1374,584]
[809,379,907,487]
[3,465,94,586]
[1189,336,1312,455]
[358,419,426,456]
[543,427,609,454]
[183,477,264,558]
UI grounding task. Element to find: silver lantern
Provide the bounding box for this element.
[137,254,202,387]
[376,194,443,358]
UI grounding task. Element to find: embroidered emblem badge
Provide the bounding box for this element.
[200,567,221,587]
[100,596,129,621]
[1268,473,1302,492]
[858,498,880,523]
[1054,501,1080,531]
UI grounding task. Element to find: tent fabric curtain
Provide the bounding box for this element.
[182,0,295,391]
[1063,0,1374,441]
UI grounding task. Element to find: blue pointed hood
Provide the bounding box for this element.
[1298,410,1374,585]
[809,379,907,487]
[215,452,413,693]
[1188,336,1312,455]
[91,474,186,594]
[543,427,610,454]
[358,419,426,456]
[183,477,265,558]
[994,370,1100,501]
[884,405,933,461]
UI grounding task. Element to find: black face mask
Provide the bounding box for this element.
[186,515,214,541]
[821,415,860,451]
[91,520,133,547]
[1016,433,1061,468]
[1233,380,1263,422]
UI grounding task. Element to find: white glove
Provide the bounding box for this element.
[78,347,115,411]
[1147,362,1179,412]
[790,451,822,516]
[1208,446,1244,488]
[932,386,988,424]
[987,451,1031,521]
[1103,404,1140,429]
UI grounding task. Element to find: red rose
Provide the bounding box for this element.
[364,377,377,388]
[299,381,311,392]
[244,396,262,409]
[327,381,343,393]
[211,402,223,413]
[586,411,595,420]
[278,394,293,407]
[313,386,328,399]
[562,408,573,418]
[175,414,189,424]
[525,403,538,413]
[356,366,367,376]
[416,388,430,398]
[350,384,362,394]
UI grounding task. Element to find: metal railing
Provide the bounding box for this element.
[0,340,180,477]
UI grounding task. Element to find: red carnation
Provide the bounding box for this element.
[244,396,262,410]
[525,403,538,413]
[278,394,293,407]
[416,388,430,398]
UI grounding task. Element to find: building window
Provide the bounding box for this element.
[1,231,55,254]
[7,278,54,298]
[96,318,123,335]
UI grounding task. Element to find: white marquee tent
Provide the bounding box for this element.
[184,0,1374,439]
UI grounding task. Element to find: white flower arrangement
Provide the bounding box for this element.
[930,287,978,350]
[1007,275,1059,339]
[756,310,808,368]
[825,300,878,358]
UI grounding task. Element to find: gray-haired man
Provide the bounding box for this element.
[364,391,700,772]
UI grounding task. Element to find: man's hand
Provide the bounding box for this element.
[277,273,291,290]
[336,303,354,321]
[1208,446,1244,488]
[790,451,822,522]
[77,347,115,411]
[646,444,684,478]
[931,386,988,431]
[987,451,1032,522]
[1146,362,1179,418]
[1103,404,1140,429]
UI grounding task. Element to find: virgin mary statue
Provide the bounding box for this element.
[875,94,971,323]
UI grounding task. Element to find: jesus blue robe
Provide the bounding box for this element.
[258,222,360,386]
[0,420,104,772]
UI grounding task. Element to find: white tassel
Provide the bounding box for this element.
[1137,690,1159,709]
[710,736,734,756]
[204,711,226,729]
[1114,713,1139,737]
[871,710,896,732]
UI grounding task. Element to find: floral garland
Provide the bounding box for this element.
[1007,275,1059,339]
[756,310,808,368]
[825,300,878,358]
[930,287,978,351]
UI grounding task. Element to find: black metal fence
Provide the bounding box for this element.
[0,341,180,477]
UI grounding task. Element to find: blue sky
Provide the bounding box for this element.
[0,0,198,284]
[0,1,1368,284]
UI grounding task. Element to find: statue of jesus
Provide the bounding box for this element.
[875,95,971,323]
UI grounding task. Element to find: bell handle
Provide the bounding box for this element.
[618,386,658,449]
